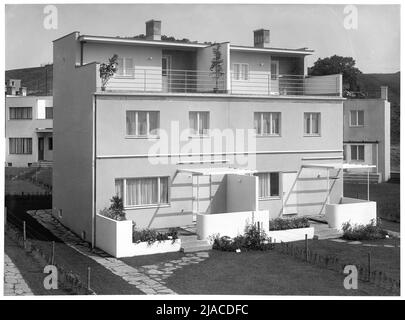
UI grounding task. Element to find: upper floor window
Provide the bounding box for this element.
[256,172,280,199]
[9,138,32,154]
[189,111,210,136]
[271,60,279,80]
[37,100,48,119]
[117,57,134,77]
[45,107,53,119]
[304,112,320,136]
[126,111,160,137]
[115,176,169,207]
[233,63,249,80]
[350,110,364,127]
[254,112,281,136]
[9,107,32,120]
[351,145,365,161]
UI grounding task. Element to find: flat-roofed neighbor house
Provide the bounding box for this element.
[53,20,354,246]
[343,86,391,183]
[5,94,53,167]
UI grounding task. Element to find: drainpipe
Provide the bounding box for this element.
[91,94,97,249]
[367,169,370,201]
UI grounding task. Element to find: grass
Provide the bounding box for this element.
[5,180,47,195]
[344,182,400,222]
[165,250,393,295]
[5,167,52,194]
[291,239,400,281]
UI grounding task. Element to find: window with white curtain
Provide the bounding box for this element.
[304,112,320,135]
[9,138,32,154]
[256,172,280,199]
[189,111,210,136]
[350,110,365,126]
[254,112,281,135]
[116,57,134,77]
[233,63,249,80]
[126,111,159,137]
[9,107,32,119]
[115,177,169,207]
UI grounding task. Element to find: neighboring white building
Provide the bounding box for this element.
[5,94,53,167]
[343,86,391,183]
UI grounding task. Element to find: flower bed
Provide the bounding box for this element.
[267,217,313,243]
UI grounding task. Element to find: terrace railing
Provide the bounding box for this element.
[103,67,342,97]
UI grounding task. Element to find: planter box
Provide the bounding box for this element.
[267,227,314,243]
[95,214,181,258]
[325,197,377,231]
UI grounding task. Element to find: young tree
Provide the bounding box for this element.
[309,55,362,90]
[210,43,225,92]
[99,54,119,91]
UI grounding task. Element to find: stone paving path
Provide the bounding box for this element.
[4,254,34,296]
[329,238,400,248]
[27,210,210,295]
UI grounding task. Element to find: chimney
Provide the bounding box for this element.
[254,29,270,48]
[146,20,161,41]
[380,86,388,100]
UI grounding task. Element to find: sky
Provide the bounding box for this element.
[5,3,401,73]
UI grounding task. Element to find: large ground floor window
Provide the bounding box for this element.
[9,138,32,154]
[115,176,169,207]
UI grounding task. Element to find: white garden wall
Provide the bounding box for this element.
[325,197,377,231]
[267,227,314,243]
[196,210,269,240]
[95,214,181,258]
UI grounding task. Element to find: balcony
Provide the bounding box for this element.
[101,67,342,97]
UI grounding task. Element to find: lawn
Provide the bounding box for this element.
[165,250,393,296]
[344,182,400,222]
[5,167,52,195]
[5,180,48,195]
[291,238,400,281]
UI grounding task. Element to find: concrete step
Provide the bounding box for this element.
[181,239,212,253]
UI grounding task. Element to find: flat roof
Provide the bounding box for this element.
[178,167,257,176]
[78,34,313,55]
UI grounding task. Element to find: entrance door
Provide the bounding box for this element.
[192,175,211,222]
[282,172,298,215]
[162,55,171,92]
[38,137,44,161]
[270,60,279,94]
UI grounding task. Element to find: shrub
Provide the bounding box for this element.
[99,196,126,221]
[212,224,274,252]
[342,220,388,240]
[269,217,310,231]
[132,227,178,245]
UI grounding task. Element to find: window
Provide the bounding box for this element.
[304,113,320,135]
[343,145,347,161]
[115,177,169,207]
[271,60,279,80]
[189,111,210,136]
[45,107,53,119]
[233,63,249,80]
[116,57,134,77]
[350,110,364,126]
[254,112,281,136]
[256,172,280,199]
[126,111,159,137]
[9,138,32,154]
[351,145,365,161]
[48,137,53,150]
[9,107,32,119]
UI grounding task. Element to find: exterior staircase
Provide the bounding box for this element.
[343,172,381,184]
[31,161,53,168]
[178,226,212,253]
[308,217,343,240]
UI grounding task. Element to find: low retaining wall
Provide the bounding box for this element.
[196,210,269,240]
[325,197,377,231]
[267,227,314,243]
[95,214,181,258]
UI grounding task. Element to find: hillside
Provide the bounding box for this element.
[5,64,53,96]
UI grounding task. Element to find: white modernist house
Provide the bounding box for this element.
[52,20,377,254]
[5,94,53,167]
